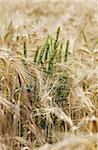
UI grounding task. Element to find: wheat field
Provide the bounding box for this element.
[0,0,98,149]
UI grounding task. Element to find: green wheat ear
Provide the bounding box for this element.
[23,39,28,68]
[54,26,61,50]
[23,39,27,58]
[64,39,69,62]
[34,46,40,63]
[58,42,63,63]
[47,35,54,74]
[47,27,61,74]
[43,35,51,62]
[37,36,49,65]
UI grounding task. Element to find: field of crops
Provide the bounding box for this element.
[0,0,98,149]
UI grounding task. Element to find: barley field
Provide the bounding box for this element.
[0,0,98,150]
